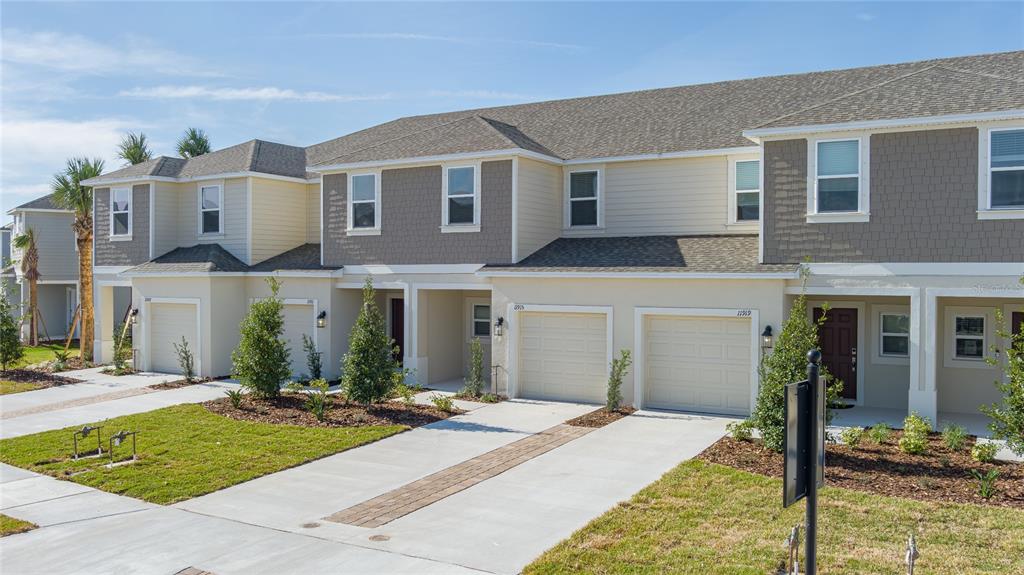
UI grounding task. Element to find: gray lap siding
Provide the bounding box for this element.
[94,184,150,266]
[763,128,1024,264]
[322,160,513,266]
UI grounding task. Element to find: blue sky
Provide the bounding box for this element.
[2,1,1022,220]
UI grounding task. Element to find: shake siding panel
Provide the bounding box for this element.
[93,184,150,266]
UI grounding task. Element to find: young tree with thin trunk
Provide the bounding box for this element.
[176,127,211,158]
[12,228,40,346]
[116,132,153,166]
[51,157,104,361]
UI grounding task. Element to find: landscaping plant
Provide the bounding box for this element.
[971,441,999,463]
[982,308,1024,456]
[302,334,322,381]
[52,350,70,372]
[726,419,754,442]
[462,337,485,397]
[750,280,841,452]
[395,383,416,406]
[898,412,932,455]
[110,321,133,374]
[942,423,969,452]
[0,293,24,371]
[971,468,999,500]
[840,426,864,448]
[231,277,291,398]
[172,336,195,383]
[224,388,244,409]
[868,422,892,444]
[289,378,331,422]
[430,393,456,413]
[341,278,402,405]
[606,349,632,412]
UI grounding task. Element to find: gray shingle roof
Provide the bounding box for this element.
[249,243,339,272]
[12,193,68,211]
[483,235,797,274]
[127,243,337,275]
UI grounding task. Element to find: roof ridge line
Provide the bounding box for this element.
[314,115,484,166]
[249,139,261,171]
[933,63,1024,84]
[474,115,521,148]
[749,64,942,130]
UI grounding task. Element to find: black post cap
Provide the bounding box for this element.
[807,349,822,364]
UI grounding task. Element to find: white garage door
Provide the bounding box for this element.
[149,303,198,374]
[644,315,751,415]
[518,311,607,403]
[283,303,314,379]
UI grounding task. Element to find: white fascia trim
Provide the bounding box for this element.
[5,208,75,216]
[478,270,797,279]
[93,265,132,275]
[563,146,761,165]
[743,109,1024,140]
[805,262,1024,277]
[246,270,335,278]
[785,285,920,296]
[310,149,560,173]
[343,264,484,275]
[83,171,311,187]
[124,271,248,278]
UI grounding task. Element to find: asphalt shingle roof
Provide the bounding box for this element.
[127,243,337,274]
[12,193,66,211]
[483,235,798,274]
[248,243,339,272]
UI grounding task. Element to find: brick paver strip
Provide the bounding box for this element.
[1,386,162,420]
[325,423,594,528]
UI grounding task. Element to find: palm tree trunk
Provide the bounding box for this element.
[28,279,38,346]
[78,234,94,362]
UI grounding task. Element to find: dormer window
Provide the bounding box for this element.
[110,187,132,238]
[199,184,223,235]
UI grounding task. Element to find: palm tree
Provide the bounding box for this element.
[52,157,104,361]
[176,127,211,158]
[117,132,152,166]
[12,229,40,346]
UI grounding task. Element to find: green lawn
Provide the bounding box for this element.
[0,404,405,505]
[525,460,1024,575]
[0,380,42,395]
[0,514,37,537]
[11,343,81,368]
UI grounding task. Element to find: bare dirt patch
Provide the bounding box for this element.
[566,407,636,428]
[204,393,462,428]
[0,369,83,389]
[699,434,1024,509]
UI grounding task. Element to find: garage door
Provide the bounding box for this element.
[644,315,751,415]
[149,302,198,374]
[283,303,314,379]
[518,311,607,403]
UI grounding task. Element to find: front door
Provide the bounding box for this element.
[390,298,404,364]
[815,307,857,400]
[1013,312,1023,337]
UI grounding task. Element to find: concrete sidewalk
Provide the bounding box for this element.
[0,367,183,416]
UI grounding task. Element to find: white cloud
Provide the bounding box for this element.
[119,85,393,103]
[297,32,586,51]
[1,29,221,77]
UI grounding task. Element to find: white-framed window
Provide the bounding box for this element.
[347,172,380,234]
[567,169,600,228]
[110,187,132,238]
[879,312,910,358]
[471,303,491,339]
[198,184,223,235]
[442,164,481,232]
[807,137,869,222]
[731,159,760,223]
[953,315,986,360]
[986,127,1024,211]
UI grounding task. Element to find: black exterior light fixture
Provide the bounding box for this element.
[316,310,327,328]
[493,316,504,337]
[761,325,774,353]
[129,308,140,326]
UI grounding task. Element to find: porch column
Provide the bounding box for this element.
[96,284,115,363]
[908,288,937,423]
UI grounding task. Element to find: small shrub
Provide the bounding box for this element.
[971,468,999,499]
[899,413,932,455]
[52,350,70,372]
[342,278,402,405]
[111,321,132,372]
[840,426,864,448]
[302,334,322,381]
[982,308,1024,457]
[430,393,455,413]
[480,393,501,404]
[726,419,754,441]
[971,441,999,463]
[172,336,196,382]
[303,379,331,422]
[868,423,892,444]
[942,423,969,451]
[225,388,244,409]
[0,293,24,371]
[606,349,632,412]
[462,337,485,398]
[395,383,416,406]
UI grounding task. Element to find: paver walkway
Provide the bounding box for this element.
[327,423,593,527]
[2,386,159,419]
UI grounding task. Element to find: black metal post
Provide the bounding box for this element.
[805,349,822,575]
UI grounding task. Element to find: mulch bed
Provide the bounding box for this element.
[566,407,636,428]
[699,433,1024,509]
[149,378,206,390]
[204,393,461,428]
[0,369,83,388]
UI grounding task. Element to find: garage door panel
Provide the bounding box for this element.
[150,303,198,375]
[518,311,607,404]
[644,315,751,416]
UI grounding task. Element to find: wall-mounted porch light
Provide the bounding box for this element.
[493,316,504,337]
[129,308,139,326]
[761,325,774,353]
[316,310,327,329]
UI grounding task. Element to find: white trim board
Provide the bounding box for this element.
[480,270,797,279]
[344,264,485,275]
[82,170,315,187]
[143,296,202,376]
[743,109,1024,140]
[804,262,1024,277]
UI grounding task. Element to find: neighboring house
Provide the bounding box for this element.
[1,223,17,307]
[83,51,1023,426]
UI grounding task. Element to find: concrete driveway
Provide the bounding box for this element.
[1,400,732,574]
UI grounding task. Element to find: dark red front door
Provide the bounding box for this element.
[815,307,858,400]
[1013,312,1023,337]
[390,298,404,364]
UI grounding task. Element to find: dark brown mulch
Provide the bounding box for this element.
[203,393,461,428]
[0,369,83,388]
[566,407,636,428]
[149,378,205,390]
[48,357,92,372]
[699,433,1024,509]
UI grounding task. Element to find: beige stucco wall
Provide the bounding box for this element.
[489,276,787,405]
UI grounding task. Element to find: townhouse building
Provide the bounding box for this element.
[83,50,1023,426]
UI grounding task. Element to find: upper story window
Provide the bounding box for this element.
[348,173,380,234]
[199,184,223,235]
[989,128,1024,209]
[442,165,480,232]
[733,159,760,222]
[815,139,860,213]
[110,187,132,237]
[568,170,599,228]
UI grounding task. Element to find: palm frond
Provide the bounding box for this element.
[177,127,211,158]
[51,157,104,216]
[117,132,153,166]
